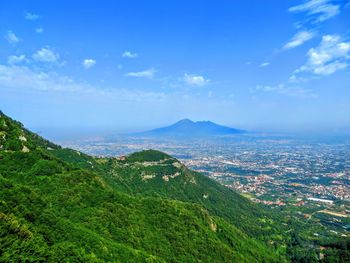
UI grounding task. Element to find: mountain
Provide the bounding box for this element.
[0,111,284,262]
[1,111,348,262]
[102,149,281,239]
[137,119,246,137]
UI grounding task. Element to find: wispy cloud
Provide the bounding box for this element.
[5,31,20,44]
[288,75,309,84]
[25,12,40,20]
[0,64,166,102]
[35,27,44,34]
[283,30,315,50]
[122,51,138,58]
[296,34,350,75]
[32,47,60,63]
[82,59,96,69]
[288,0,340,23]
[255,84,317,98]
[257,34,349,99]
[0,65,80,92]
[7,55,27,65]
[125,68,156,78]
[259,62,270,67]
[183,73,210,86]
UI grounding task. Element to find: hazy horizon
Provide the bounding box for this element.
[22,117,350,143]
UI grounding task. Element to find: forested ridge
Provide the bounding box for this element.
[0,111,348,262]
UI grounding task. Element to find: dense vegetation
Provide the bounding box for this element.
[0,112,284,262]
[0,111,349,262]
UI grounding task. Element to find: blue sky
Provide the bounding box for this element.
[1,0,350,133]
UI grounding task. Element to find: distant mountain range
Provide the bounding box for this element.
[137,119,246,137]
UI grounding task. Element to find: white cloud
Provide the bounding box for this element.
[256,84,316,98]
[126,68,156,78]
[5,31,20,44]
[257,34,349,99]
[288,75,309,83]
[35,27,44,34]
[260,62,270,67]
[310,61,347,75]
[0,64,166,102]
[256,85,278,92]
[32,47,60,63]
[25,12,40,20]
[82,59,96,69]
[183,73,210,86]
[0,65,78,92]
[283,31,315,50]
[288,0,340,23]
[297,34,350,75]
[7,55,26,65]
[122,51,138,58]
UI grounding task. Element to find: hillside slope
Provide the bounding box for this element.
[0,111,285,262]
[98,150,283,241]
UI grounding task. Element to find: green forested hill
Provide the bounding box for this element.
[0,111,285,262]
[1,111,348,262]
[99,150,285,242]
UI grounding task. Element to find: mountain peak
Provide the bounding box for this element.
[176,118,194,124]
[137,119,246,137]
